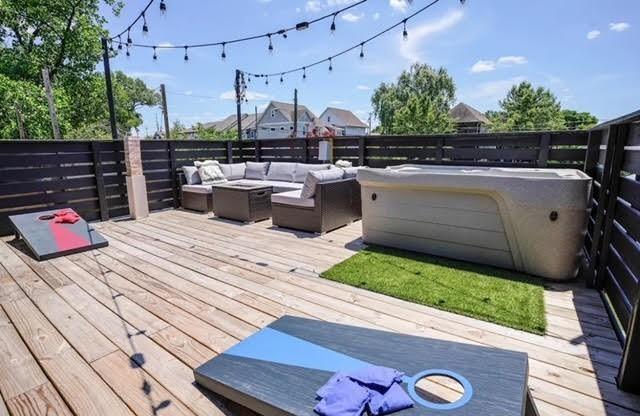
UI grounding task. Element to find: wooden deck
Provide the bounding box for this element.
[0,209,638,416]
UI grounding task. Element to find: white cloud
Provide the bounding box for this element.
[184,90,193,96]
[470,56,527,73]
[356,85,370,90]
[330,100,344,105]
[127,71,173,83]
[497,56,527,66]
[220,90,270,101]
[373,12,380,20]
[469,76,526,100]
[305,0,322,12]
[586,30,601,40]
[389,0,409,13]
[399,9,464,63]
[470,60,496,73]
[341,12,364,22]
[609,22,630,32]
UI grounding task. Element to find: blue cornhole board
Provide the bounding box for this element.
[9,209,108,261]
[195,316,538,415]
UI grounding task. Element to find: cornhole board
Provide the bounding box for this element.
[195,316,539,416]
[9,209,108,261]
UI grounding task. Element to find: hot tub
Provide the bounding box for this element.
[357,165,592,280]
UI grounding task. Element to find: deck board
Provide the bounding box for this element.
[0,209,637,416]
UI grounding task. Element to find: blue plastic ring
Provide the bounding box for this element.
[405,369,473,410]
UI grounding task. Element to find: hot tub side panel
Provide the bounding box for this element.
[360,186,516,270]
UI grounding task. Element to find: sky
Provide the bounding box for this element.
[100,0,638,136]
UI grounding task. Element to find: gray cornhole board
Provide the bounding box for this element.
[9,209,108,261]
[195,315,538,416]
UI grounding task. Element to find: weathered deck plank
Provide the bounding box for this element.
[0,209,637,416]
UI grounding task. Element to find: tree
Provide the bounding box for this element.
[488,82,565,131]
[561,110,598,130]
[193,124,236,141]
[371,63,456,135]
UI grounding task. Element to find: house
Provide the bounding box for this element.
[449,102,490,133]
[256,101,316,139]
[318,107,369,136]
[182,113,259,139]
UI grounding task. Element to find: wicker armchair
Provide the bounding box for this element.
[271,178,361,234]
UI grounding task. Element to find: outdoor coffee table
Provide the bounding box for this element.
[9,208,108,261]
[195,315,538,416]
[212,183,272,223]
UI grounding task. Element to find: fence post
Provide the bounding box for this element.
[584,130,602,176]
[226,140,233,163]
[255,140,262,162]
[435,137,444,164]
[536,133,551,168]
[168,141,179,209]
[358,137,365,166]
[302,139,309,163]
[124,136,149,219]
[618,294,640,392]
[91,141,109,221]
[595,123,629,288]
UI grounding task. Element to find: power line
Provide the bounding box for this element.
[240,0,462,83]
[109,0,370,60]
[110,0,160,40]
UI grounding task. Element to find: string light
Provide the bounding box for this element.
[280,73,284,83]
[240,0,458,83]
[221,43,227,60]
[265,75,269,85]
[109,0,369,56]
[117,35,123,50]
[142,12,149,35]
[153,46,157,60]
[183,46,189,62]
[126,44,131,58]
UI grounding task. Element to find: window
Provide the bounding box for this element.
[271,110,275,118]
[327,116,331,122]
[270,128,275,131]
[280,127,285,130]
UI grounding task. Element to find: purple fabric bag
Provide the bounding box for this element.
[314,366,413,416]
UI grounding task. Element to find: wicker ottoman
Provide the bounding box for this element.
[212,183,272,223]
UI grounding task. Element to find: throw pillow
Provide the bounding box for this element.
[335,160,353,168]
[219,162,246,180]
[196,161,227,185]
[182,166,201,185]
[245,162,270,180]
[342,167,359,179]
[293,163,331,183]
[266,162,297,182]
[301,168,344,199]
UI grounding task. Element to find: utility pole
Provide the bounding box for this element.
[293,89,298,138]
[101,38,119,140]
[160,83,171,139]
[15,102,27,140]
[234,69,243,141]
[254,105,259,140]
[368,112,373,135]
[41,67,62,140]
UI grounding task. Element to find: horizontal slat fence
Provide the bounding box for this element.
[582,115,640,392]
[0,140,128,236]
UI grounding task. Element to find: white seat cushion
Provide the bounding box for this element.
[266,162,297,182]
[219,163,246,180]
[301,168,344,199]
[271,190,315,208]
[182,184,212,194]
[245,162,270,180]
[228,179,303,193]
[294,163,331,183]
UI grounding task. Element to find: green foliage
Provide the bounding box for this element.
[371,64,456,135]
[322,245,546,334]
[561,109,598,130]
[0,0,159,140]
[488,81,566,131]
[193,124,237,141]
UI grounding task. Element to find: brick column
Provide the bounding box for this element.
[124,136,149,219]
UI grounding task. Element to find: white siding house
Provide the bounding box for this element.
[256,101,316,139]
[318,107,369,136]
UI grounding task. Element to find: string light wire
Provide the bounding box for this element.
[241,0,455,80]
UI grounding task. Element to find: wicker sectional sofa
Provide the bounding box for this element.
[180,161,361,233]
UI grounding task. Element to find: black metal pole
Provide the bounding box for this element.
[101,38,118,140]
[293,88,298,138]
[235,69,243,141]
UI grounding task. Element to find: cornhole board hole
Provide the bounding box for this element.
[9,209,108,261]
[195,316,539,416]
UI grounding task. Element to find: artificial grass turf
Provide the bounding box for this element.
[321,245,546,334]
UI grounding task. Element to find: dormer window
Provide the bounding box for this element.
[327,116,331,122]
[271,110,275,118]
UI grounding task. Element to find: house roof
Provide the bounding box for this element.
[268,101,316,121]
[323,107,368,128]
[449,102,490,124]
[243,113,263,130]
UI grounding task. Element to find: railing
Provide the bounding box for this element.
[0,140,129,235]
[582,112,640,392]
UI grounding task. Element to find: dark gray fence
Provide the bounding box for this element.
[0,140,129,235]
